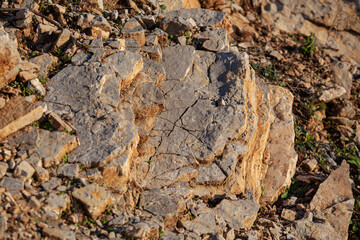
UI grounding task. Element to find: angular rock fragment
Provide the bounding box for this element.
[161,9,231,32]
[309,160,354,240]
[43,226,76,240]
[54,28,71,49]
[318,85,346,102]
[160,16,195,36]
[0,177,24,191]
[142,45,163,62]
[142,58,166,86]
[57,164,79,178]
[122,18,146,46]
[182,210,220,234]
[261,86,297,204]
[123,220,161,239]
[215,199,259,230]
[18,61,40,81]
[41,177,62,192]
[36,130,78,168]
[105,51,143,88]
[0,97,44,141]
[0,162,8,178]
[0,26,21,89]
[196,163,226,184]
[72,184,112,219]
[14,161,35,180]
[331,61,353,99]
[195,28,229,52]
[140,188,182,227]
[0,214,7,238]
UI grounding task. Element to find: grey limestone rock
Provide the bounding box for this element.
[160,16,195,36]
[195,28,229,52]
[72,184,111,219]
[161,9,227,28]
[162,45,195,80]
[0,177,24,191]
[14,161,35,180]
[43,226,76,240]
[41,177,62,192]
[57,163,80,178]
[215,199,260,230]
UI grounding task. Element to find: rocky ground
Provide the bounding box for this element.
[0,0,359,239]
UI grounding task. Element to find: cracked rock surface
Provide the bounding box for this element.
[3,1,355,239]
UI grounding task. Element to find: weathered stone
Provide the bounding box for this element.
[44,55,140,187]
[183,0,201,8]
[0,97,44,141]
[125,37,141,53]
[137,15,156,29]
[122,18,146,46]
[215,199,259,230]
[0,177,24,191]
[18,61,40,81]
[0,213,7,238]
[331,61,353,99]
[47,112,74,133]
[14,161,35,180]
[182,210,220,234]
[0,27,21,89]
[142,58,166,87]
[36,130,78,168]
[293,212,341,240]
[54,28,71,49]
[41,177,61,192]
[162,45,195,80]
[108,211,130,226]
[142,45,163,62]
[145,28,168,47]
[106,38,126,50]
[35,166,49,182]
[161,8,231,33]
[105,51,143,88]
[0,162,8,178]
[160,16,195,36]
[28,78,46,96]
[158,0,183,12]
[281,208,297,221]
[57,163,79,178]
[318,85,346,102]
[123,220,161,239]
[140,188,181,227]
[72,184,111,218]
[269,50,284,61]
[77,13,95,30]
[89,16,111,39]
[15,9,33,28]
[43,226,76,240]
[195,28,229,52]
[196,163,226,184]
[28,196,41,209]
[261,86,297,204]
[303,159,318,172]
[308,160,354,240]
[0,98,5,109]
[46,192,70,214]
[138,50,272,205]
